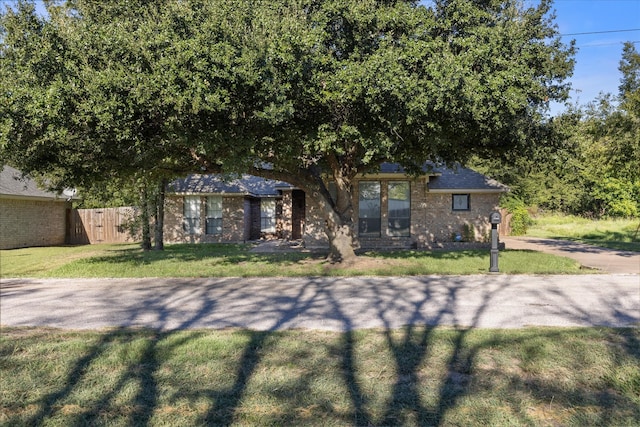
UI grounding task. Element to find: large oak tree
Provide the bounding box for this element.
[1,0,574,260]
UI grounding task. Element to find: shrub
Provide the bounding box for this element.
[502,196,533,236]
[591,177,639,218]
[462,223,476,242]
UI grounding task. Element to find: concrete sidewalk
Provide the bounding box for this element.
[1,275,638,331]
[502,236,640,274]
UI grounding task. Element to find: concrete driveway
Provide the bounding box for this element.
[502,236,640,274]
[1,275,638,331]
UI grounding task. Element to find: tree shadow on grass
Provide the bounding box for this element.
[9,275,638,426]
[70,244,498,271]
[367,276,508,425]
[71,330,163,427]
[21,282,221,426]
[74,243,319,269]
[25,328,164,426]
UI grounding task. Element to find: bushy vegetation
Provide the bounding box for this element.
[477,42,640,221]
[501,196,534,236]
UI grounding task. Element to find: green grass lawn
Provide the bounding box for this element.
[0,326,637,426]
[0,243,584,278]
[527,214,640,252]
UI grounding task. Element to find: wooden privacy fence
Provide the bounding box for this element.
[498,208,512,237]
[67,207,138,244]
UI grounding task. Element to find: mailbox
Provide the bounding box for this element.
[489,211,501,272]
[490,211,502,225]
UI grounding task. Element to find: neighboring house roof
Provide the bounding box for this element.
[168,174,291,197]
[0,165,66,201]
[170,163,507,196]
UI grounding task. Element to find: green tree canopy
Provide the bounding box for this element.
[1,0,262,248]
[1,0,575,260]
[473,42,639,219]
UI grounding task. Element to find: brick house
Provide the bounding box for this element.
[165,174,294,243]
[0,165,71,249]
[165,163,508,249]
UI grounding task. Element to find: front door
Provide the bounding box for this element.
[248,198,261,240]
[291,190,306,240]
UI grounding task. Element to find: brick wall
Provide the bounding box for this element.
[280,191,293,240]
[423,192,501,245]
[302,189,330,248]
[303,178,502,250]
[225,197,248,241]
[163,182,502,249]
[0,197,68,249]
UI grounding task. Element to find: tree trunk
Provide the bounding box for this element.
[317,187,359,263]
[326,219,358,263]
[140,185,152,251]
[154,178,166,251]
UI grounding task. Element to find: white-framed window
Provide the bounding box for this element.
[206,196,223,235]
[358,181,381,237]
[452,194,470,211]
[260,199,276,233]
[388,181,410,237]
[183,196,201,234]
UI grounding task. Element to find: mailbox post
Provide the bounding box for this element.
[489,211,502,272]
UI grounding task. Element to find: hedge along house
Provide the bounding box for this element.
[0,165,72,249]
[165,163,508,249]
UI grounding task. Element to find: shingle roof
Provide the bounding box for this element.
[379,162,507,192]
[427,166,508,192]
[0,166,64,200]
[168,174,291,197]
[379,162,440,174]
[169,164,507,195]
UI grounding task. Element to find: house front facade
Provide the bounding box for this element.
[164,174,299,244]
[164,164,508,249]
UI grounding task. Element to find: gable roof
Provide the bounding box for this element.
[168,174,291,197]
[427,166,509,193]
[0,166,65,201]
[371,162,507,192]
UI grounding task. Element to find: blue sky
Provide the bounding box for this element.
[548,0,640,114]
[12,0,640,115]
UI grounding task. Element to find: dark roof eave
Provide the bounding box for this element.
[428,188,509,193]
[0,194,68,202]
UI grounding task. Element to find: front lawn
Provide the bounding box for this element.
[1,326,637,426]
[0,243,583,278]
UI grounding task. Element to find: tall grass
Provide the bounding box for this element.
[527,214,640,251]
[1,326,637,426]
